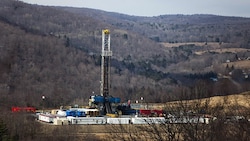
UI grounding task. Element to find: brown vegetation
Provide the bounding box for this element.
[0,1,250,140]
[223,60,250,69]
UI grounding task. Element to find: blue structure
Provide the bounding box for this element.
[94,96,105,103]
[66,110,86,117]
[108,97,121,103]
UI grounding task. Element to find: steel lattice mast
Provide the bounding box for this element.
[100,29,112,114]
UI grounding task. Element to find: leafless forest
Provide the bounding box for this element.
[0,0,250,140]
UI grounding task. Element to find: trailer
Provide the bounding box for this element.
[107,118,131,124]
[131,117,166,124]
[38,114,55,123]
[67,117,106,125]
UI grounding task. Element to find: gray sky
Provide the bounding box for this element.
[20,0,250,17]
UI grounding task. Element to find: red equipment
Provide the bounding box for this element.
[11,107,36,113]
[139,109,163,117]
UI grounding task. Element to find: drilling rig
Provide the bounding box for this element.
[89,29,120,116]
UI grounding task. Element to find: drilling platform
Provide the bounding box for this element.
[36,29,166,125]
[89,29,120,116]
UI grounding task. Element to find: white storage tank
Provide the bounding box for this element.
[57,110,66,116]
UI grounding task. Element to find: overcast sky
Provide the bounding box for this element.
[20,0,250,17]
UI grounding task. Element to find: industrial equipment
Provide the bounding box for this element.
[89,29,120,116]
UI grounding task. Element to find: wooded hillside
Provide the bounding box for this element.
[0,0,250,109]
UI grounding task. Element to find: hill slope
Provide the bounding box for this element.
[60,7,250,44]
[0,0,250,108]
[0,0,171,108]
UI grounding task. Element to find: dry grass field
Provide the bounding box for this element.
[137,91,250,115]
[160,41,250,55]
[223,60,250,69]
[195,48,250,55]
[160,42,223,48]
[165,91,250,112]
